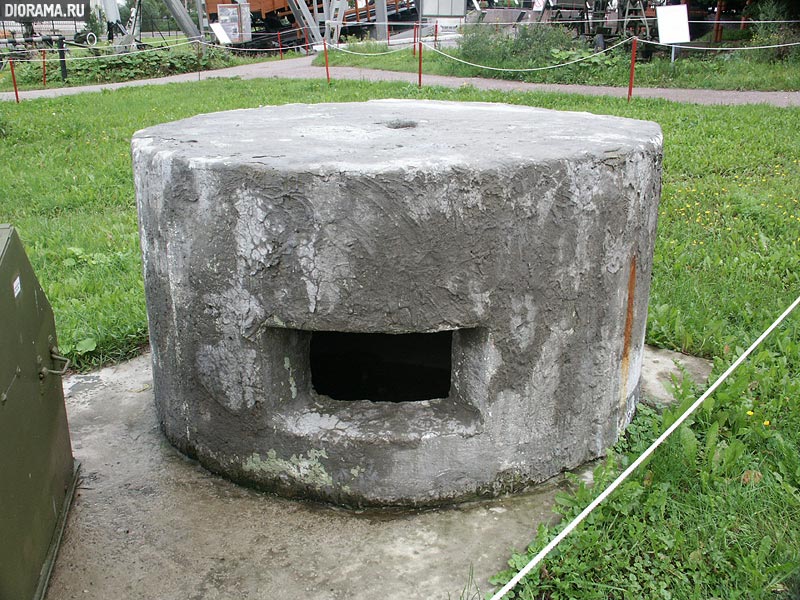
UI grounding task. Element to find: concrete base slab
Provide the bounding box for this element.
[46,346,710,600]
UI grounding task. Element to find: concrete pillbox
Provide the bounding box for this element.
[132,100,662,506]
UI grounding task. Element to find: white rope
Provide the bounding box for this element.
[329,44,406,56]
[199,38,315,52]
[421,37,626,72]
[5,39,197,63]
[331,17,800,27]
[640,38,800,51]
[489,293,800,600]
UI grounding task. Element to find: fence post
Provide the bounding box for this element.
[627,36,638,103]
[323,38,331,84]
[277,31,283,59]
[41,50,47,87]
[10,58,19,103]
[417,35,422,87]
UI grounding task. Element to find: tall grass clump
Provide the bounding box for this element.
[459,22,580,69]
[747,0,800,63]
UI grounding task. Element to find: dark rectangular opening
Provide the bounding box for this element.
[310,331,452,402]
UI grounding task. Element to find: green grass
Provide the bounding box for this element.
[1,78,799,597]
[318,37,800,91]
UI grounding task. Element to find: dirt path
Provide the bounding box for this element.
[3,54,800,105]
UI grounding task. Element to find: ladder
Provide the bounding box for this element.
[622,0,649,39]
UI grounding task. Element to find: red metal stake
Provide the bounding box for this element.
[277,31,284,59]
[41,50,47,87]
[417,37,423,88]
[627,36,638,103]
[323,38,331,84]
[412,22,417,57]
[434,22,438,48]
[10,58,19,103]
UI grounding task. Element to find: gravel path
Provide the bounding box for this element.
[3,54,800,105]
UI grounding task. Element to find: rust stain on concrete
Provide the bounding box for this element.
[619,255,637,418]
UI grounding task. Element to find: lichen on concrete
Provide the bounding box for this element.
[243,449,334,490]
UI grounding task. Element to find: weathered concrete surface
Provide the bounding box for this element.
[640,346,714,408]
[133,99,663,506]
[45,346,708,600]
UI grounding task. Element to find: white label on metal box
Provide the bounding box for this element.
[13,275,21,298]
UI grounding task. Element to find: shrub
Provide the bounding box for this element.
[13,46,235,86]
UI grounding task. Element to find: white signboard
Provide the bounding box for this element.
[421,0,466,18]
[217,3,251,44]
[656,4,690,45]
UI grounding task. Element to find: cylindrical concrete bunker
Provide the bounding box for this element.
[132,100,662,507]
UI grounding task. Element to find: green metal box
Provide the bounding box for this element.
[0,225,79,600]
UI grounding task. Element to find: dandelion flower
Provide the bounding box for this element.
[763,420,770,427]
[747,410,754,416]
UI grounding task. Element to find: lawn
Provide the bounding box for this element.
[1,79,799,597]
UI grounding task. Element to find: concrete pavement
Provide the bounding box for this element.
[45,346,711,600]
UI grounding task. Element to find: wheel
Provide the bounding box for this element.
[86,31,97,46]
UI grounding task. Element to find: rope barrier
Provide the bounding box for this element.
[1,39,197,63]
[329,44,406,56]
[323,17,800,27]
[421,37,627,73]
[489,294,800,600]
[640,37,800,52]
[4,20,799,70]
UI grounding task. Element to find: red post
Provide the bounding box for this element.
[627,36,638,103]
[304,26,309,51]
[10,58,19,103]
[323,38,331,84]
[434,21,438,48]
[41,50,47,87]
[417,37,423,88]
[277,31,284,59]
[412,22,417,57]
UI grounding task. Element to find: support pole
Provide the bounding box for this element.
[57,38,68,81]
[374,0,388,42]
[41,50,47,87]
[627,36,637,102]
[277,30,283,58]
[412,22,417,57]
[714,0,725,43]
[10,58,19,103]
